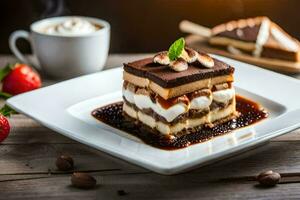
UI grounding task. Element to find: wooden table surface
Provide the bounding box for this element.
[1,54,300,200]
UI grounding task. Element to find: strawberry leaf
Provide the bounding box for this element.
[0,105,17,117]
[0,92,12,99]
[168,38,185,61]
[0,64,13,81]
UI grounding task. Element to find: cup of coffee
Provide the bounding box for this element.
[9,16,110,78]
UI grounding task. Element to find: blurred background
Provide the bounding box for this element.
[0,0,299,54]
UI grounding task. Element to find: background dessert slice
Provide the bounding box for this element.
[209,16,300,61]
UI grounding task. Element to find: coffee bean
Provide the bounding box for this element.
[71,172,97,189]
[56,154,74,171]
[257,170,281,186]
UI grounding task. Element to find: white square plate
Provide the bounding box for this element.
[7,55,300,175]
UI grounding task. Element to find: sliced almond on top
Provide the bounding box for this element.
[197,53,214,68]
[169,58,188,72]
[180,48,198,63]
[153,51,170,65]
[184,47,198,63]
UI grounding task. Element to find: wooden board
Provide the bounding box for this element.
[185,34,300,74]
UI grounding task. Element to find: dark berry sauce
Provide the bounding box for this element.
[91,95,268,150]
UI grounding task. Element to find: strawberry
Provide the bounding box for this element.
[1,64,41,95]
[0,114,10,143]
[0,105,15,143]
[0,63,40,143]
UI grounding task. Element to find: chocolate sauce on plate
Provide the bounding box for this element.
[91,95,268,150]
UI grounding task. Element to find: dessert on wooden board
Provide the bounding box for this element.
[209,16,300,62]
[179,17,300,74]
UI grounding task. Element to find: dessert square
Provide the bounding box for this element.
[122,39,237,140]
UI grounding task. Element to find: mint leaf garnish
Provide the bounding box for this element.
[168,38,185,61]
[0,64,13,81]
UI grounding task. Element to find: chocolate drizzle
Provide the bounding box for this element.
[91,95,268,150]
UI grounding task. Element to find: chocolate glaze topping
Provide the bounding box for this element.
[124,55,234,88]
[211,17,268,43]
[215,25,261,42]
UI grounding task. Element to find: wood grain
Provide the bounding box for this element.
[2,142,300,199]
[1,54,300,199]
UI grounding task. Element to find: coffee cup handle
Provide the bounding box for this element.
[9,30,39,69]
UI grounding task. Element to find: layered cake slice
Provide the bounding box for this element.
[209,16,300,61]
[122,38,237,140]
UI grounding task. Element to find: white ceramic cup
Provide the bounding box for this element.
[9,16,110,78]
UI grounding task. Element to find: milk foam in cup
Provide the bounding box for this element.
[40,17,102,36]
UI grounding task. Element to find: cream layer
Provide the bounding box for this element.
[123,87,234,123]
[123,100,236,135]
